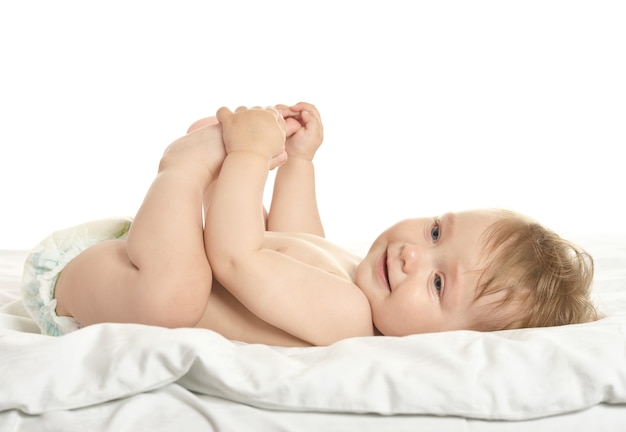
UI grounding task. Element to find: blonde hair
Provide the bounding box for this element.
[472,210,599,331]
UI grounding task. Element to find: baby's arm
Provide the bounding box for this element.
[207,106,371,345]
[268,102,325,236]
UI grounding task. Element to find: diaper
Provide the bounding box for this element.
[21,217,132,336]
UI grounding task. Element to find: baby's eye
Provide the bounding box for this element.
[434,274,443,297]
[430,219,440,242]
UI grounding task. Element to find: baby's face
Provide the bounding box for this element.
[355,209,502,335]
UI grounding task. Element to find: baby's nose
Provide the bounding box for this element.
[400,244,422,274]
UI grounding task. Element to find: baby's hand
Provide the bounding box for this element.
[275,102,323,161]
[216,106,286,160]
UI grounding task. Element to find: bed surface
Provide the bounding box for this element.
[1,237,626,431]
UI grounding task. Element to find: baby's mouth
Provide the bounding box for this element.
[382,251,391,292]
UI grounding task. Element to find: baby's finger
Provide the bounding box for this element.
[265,106,287,132]
[290,102,321,119]
[264,106,281,118]
[269,149,288,170]
[284,118,301,137]
[275,104,299,118]
[216,107,233,124]
[298,109,323,133]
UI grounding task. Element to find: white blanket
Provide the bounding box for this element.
[1,313,626,421]
[1,236,625,426]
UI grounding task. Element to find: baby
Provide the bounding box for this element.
[22,103,599,346]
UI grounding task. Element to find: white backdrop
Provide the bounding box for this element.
[1,1,624,250]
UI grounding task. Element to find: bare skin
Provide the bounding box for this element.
[55,103,371,346]
[55,102,504,346]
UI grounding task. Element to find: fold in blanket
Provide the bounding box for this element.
[1,319,625,421]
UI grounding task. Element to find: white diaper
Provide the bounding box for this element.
[21,217,133,336]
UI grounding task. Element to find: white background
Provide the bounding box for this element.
[1,1,624,250]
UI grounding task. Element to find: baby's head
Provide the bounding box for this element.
[355,209,599,335]
[470,209,598,331]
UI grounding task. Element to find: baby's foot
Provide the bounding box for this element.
[161,122,226,182]
[187,116,220,134]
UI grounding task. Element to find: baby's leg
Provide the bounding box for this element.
[55,124,226,328]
